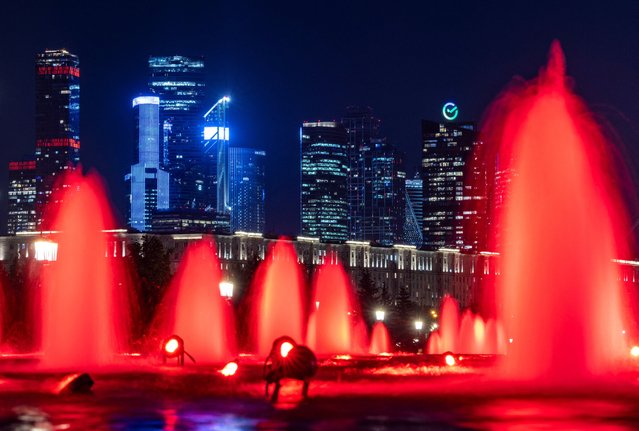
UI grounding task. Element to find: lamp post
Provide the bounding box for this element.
[219,281,234,301]
[375,309,385,322]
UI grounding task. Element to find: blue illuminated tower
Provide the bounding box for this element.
[203,96,231,213]
[126,96,170,231]
[300,122,348,242]
[148,56,206,210]
[229,147,265,233]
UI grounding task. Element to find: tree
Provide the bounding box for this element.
[127,235,172,334]
[357,270,378,326]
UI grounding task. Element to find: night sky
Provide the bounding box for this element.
[2,1,639,237]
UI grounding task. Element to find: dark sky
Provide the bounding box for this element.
[2,1,639,236]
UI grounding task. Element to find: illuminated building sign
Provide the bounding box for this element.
[37,66,80,77]
[9,161,36,171]
[204,126,230,141]
[36,138,81,149]
[442,102,459,121]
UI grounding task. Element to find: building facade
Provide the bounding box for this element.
[7,161,38,234]
[126,96,170,231]
[341,106,381,240]
[404,173,424,246]
[34,49,81,228]
[421,119,487,251]
[229,147,266,233]
[148,56,206,210]
[300,122,349,242]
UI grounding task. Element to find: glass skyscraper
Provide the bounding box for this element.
[126,96,170,231]
[404,173,424,246]
[364,138,406,245]
[300,122,348,242]
[148,56,206,210]
[421,120,487,251]
[341,106,380,240]
[229,147,266,233]
[34,49,81,228]
[7,160,37,234]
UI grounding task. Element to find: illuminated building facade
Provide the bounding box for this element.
[229,147,265,233]
[300,122,348,242]
[362,138,406,245]
[148,56,206,210]
[421,120,487,251]
[404,173,424,246]
[126,96,170,231]
[34,49,81,228]
[7,160,37,234]
[341,106,381,240]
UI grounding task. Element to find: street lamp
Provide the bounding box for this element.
[375,310,385,322]
[414,320,423,331]
[219,281,234,300]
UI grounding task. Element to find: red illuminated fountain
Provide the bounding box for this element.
[369,322,391,354]
[307,262,367,354]
[426,296,505,355]
[39,171,131,369]
[249,240,306,356]
[487,42,630,382]
[154,240,235,363]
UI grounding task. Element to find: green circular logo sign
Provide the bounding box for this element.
[442,102,459,121]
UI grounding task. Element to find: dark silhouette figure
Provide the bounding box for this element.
[263,336,317,402]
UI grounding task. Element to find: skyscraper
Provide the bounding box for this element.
[229,147,266,233]
[126,96,170,231]
[34,49,81,228]
[404,173,424,246]
[341,106,380,240]
[421,115,487,251]
[7,160,37,234]
[148,56,206,210]
[300,122,348,242]
[363,138,406,245]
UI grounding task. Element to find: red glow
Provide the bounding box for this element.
[8,160,36,171]
[36,138,80,149]
[307,261,366,354]
[37,65,80,77]
[369,322,392,354]
[154,240,235,363]
[280,342,294,358]
[486,42,629,381]
[249,240,305,356]
[40,170,131,368]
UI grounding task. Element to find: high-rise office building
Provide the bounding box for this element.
[300,122,348,242]
[229,147,266,233]
[126,96,170,231]
[34,49,81,228]
[404,173,424,246]
[148,56,206,210]
[341,106,380,240]
[421,117,487,251]
[203,96,231,214]
[363,138,406,245]
[7,160,37,234]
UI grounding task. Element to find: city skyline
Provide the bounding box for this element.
[3,2,639,238]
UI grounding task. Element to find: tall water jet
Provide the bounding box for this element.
[369,322,391,354]
[40,171,130,368]
[155,240,234,363]
[308,262,363,354]
[438,295,460,353]
[249,240,305,356]
[487,42,629,382]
